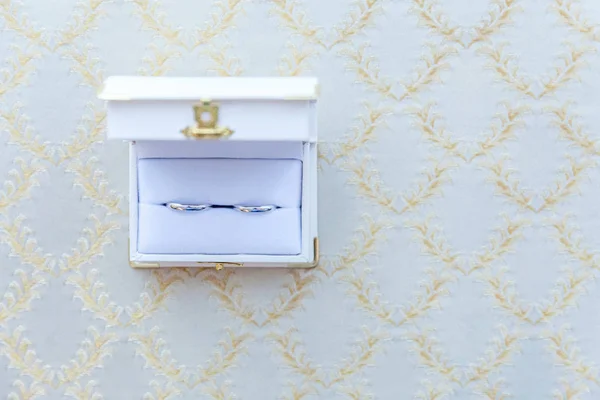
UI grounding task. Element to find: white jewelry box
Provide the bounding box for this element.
[99,76,318,269]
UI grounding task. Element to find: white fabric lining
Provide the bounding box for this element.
[138,158,302,207]
[138,205,301,255]
[137,157,303,255]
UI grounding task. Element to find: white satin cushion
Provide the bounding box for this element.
[137,157,303,255]
[138,205,301,254]
[138,158,302,207]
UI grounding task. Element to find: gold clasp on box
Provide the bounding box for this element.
[207,262,244,271]
[181,100,233,139]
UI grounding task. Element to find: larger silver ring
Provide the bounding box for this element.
[233,205,277,213]
[166,203,211,212]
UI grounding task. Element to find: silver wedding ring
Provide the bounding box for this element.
[233,205,276,213]
[165,203,277,213]
[166,203,211,212]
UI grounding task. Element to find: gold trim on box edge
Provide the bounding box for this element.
[128,238,318,269]
[130,260,160,269]
[128,239,160,269]
[289,237,319,269]
[285,83,319,100]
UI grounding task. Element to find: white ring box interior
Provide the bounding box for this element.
[99,76,318,268]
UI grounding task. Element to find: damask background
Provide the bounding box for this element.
[1,0,600,398]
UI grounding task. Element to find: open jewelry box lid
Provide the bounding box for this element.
[99,76,318,142]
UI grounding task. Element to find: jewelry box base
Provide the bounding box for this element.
[128,140,317,268]
[129,237,320,270]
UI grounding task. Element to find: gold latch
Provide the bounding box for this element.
[198,262,244,271]
[181,100,233,139]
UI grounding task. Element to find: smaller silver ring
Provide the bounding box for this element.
[233,205,277,213]
[166,203,211,212]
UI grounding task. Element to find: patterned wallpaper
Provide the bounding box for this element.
[1,0,600,399]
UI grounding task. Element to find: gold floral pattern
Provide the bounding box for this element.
[1,0,600,398]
